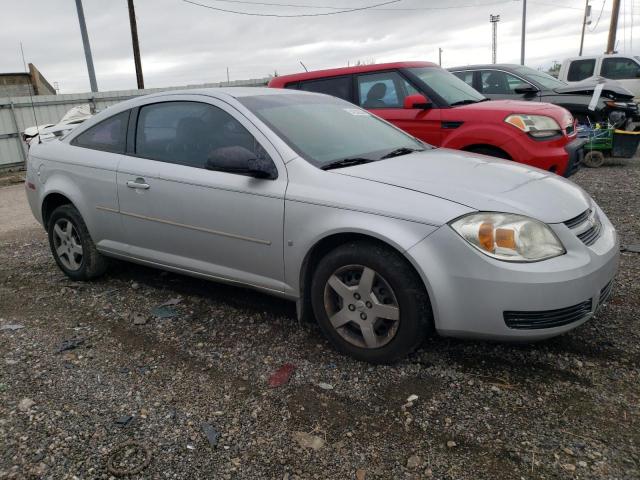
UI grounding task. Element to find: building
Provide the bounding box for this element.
[0,64,56,97]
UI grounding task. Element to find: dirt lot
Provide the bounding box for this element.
[1,163,639,480]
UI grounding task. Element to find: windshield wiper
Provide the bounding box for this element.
[449,98,488,106]
[380,147,423,159]
[321,157,376,170]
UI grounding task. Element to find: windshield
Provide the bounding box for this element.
[406,67,485,105]
[514,66,567,89]
[239,94,426,168]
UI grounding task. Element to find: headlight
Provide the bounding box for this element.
[604,100,631,108]
[450,213,565,262]
[505,114,561,139]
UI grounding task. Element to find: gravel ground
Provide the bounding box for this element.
[0,163,638,479]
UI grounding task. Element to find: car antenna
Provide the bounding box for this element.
[20,42,42,144]
[299,61,309,72]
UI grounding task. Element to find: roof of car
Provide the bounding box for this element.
[448,64,523,71]
[562,54,637,61]
[136,86,305,101]
[268,61,438,87]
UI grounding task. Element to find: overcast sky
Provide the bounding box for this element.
[0,0,637,93]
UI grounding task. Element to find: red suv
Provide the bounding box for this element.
[268,62,585,177]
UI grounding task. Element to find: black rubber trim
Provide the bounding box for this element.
[504,299,592,330]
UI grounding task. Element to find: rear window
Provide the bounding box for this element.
[71,111,128,153]
[567,59,596,82]
[297,77,352,102]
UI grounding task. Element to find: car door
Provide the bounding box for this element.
[116,96,288,293]
[477,70,528,101]
[600,57,640,98]
[355,70,442,146]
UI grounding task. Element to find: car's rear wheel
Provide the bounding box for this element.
[47,204,107,281]
[310,241,433,363]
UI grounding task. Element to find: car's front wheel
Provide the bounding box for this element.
[47,204,108,281]
[310,241,433,363]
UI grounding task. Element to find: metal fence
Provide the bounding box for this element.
[0,77,270,169]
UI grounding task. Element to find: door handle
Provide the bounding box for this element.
[126,179,150,190]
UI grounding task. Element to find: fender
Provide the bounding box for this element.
[284,198,441,298]
[39,174,89,229]
[36,157,120,245]
[441,122,520,154]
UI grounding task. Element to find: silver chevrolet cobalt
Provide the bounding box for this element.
[25,88,618,363]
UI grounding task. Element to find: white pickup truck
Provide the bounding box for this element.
[558,54,640,99]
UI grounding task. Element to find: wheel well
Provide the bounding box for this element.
[297,233,427,322]
[42,193,73,230]
[463,144,512,160]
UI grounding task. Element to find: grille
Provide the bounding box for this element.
[564,208,602,246]
[504,299,593,330]
[564,209,591,229]
[599,280,614,305]
[577,222,602,246]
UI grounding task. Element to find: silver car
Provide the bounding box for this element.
[25,88,619,363]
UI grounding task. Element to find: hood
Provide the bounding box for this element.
[553,78,635,100]
[335,149,591,224]
[455,99,574,127]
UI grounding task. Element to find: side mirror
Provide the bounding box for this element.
[403,94,432,110]
[205,146,277,179]
[514,84,539,95]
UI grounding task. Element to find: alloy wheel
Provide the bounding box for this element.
[52,219,83,271]
[323,264,400,349]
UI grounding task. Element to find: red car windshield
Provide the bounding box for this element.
[406,67,486,106]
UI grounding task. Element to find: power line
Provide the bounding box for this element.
[183,0,401,16]
[187,0,514,12]
[589,0,606,31]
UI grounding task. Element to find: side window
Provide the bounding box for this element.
[71,111,128,153]
[357,71,419,109]
[480,71,525,94]
[567,59,596,81]
[601,57,640,80]
[453,71,474,87]
[298,77,352,101]
[135,101,271,172]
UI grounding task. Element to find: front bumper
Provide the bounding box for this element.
[497,134,581,178]
[407,205,619,341]
[563,137,586,177]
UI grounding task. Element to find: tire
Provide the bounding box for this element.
[466,146,511,160]
[310,241,433,364]
[583,150,605,168]
[47,204,108,281]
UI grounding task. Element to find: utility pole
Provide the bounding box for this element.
[438,47,443,66]
[520,0,527,65]
[490,15,500,64]
[579,0,591,56]
[127,0,144,90]
[606,0,621,53]
[74,0,98,92]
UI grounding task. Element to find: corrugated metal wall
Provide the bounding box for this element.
[0,77,270,168]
